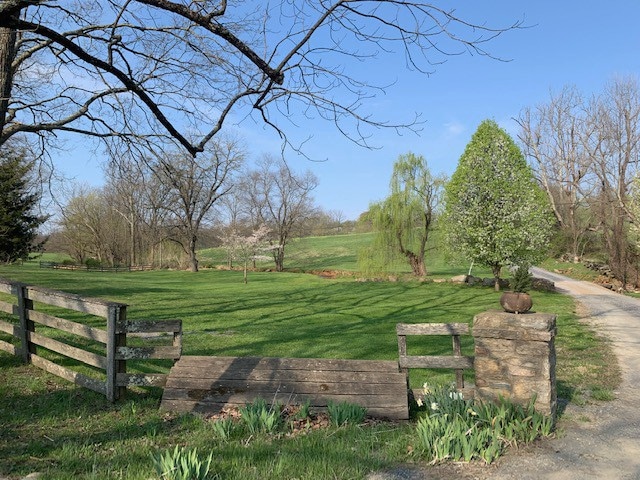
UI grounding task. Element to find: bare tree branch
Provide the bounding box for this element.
[0,1,522,159]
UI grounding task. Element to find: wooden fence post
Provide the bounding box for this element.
[397,332,407,376]
[15,283,35,363]
[452,334,464,389]
[106,304,127,402]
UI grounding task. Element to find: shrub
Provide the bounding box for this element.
[511,263,532,293]
[84,258,102,269]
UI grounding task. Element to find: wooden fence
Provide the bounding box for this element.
[396,322,474,391]
[39,261,153,272]
[0,278,181,401]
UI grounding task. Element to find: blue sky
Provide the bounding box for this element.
[56,1,640,220]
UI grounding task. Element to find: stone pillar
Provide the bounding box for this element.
[473,311,557,419]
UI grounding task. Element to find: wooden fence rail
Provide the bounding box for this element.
[396,322,474,390]
[0,278,181,401]
[39,261,153,272]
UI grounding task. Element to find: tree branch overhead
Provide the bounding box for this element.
[0,1,521,156]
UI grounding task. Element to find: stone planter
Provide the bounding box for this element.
[499,292,532,314]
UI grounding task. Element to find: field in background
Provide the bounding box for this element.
[199,230,494,278]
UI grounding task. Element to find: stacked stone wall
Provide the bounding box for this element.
[473,311,557,418]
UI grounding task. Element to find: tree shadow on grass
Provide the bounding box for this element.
[0,354,177,477]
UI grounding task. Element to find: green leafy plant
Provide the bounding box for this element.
[239,398,283,435]
[414,384,553,464]
[327,401,367,426]
[511,263,533,293]
[151,445,215,480]
[293,399,312,420]
[210,417,235,442]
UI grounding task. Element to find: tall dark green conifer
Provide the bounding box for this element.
[0,147,46,263]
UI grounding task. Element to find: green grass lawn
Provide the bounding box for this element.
[0,262,494,367]
[0,238,621,479]
[199,230,494,278]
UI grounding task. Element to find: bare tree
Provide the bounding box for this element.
[153,137,245,272]
[0,1,521,158]
[58,185,129,265]
[518,86,595,262]
[586,78,640,287]
[243,155,318,271]
[104,161,147,266]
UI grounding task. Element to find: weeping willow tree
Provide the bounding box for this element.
[360,153,446,276]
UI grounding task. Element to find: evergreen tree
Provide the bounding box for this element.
[443,120,553,290]
[0,147,46,263]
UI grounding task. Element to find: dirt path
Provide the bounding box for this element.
[485,268,640,479]
[369,268,640,480]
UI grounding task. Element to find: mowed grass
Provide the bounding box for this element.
[0,263,494,367]
[0,234,621,479]
[200,229,494,278]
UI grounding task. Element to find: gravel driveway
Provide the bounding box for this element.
[370,268,640,480]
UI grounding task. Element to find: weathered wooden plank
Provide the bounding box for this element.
[115,346,182,360]
[396,323,470,336]
[174,356,399,372]
[17,283,34,362]
[168,367,403,385]
[161,356,409,420]
[25,286,125,318]
[29,331,108,370]
[0,318,19,336]
[162,389,406,409]
[125,319,182,334]
[398,355,474,369]
[116,373,168,387]
[0,299,15,315]
[0,338,17,355]
[27,310,109,344]
[106,304,127,402]
[164,378,405,395]
[453,334,465,389]
[30,355,107,395]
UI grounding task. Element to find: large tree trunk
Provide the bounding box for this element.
[188,235,199,272]
[405,251,426,276]
[0,24,17,137]
[274,246,285,272]
[492,264,502,292]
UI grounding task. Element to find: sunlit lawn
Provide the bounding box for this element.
[0,240,620,479]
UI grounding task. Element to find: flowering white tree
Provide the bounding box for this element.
[222,224,271,283]
[443,120,553,291]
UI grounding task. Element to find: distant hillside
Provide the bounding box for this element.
[198,231,490,279]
